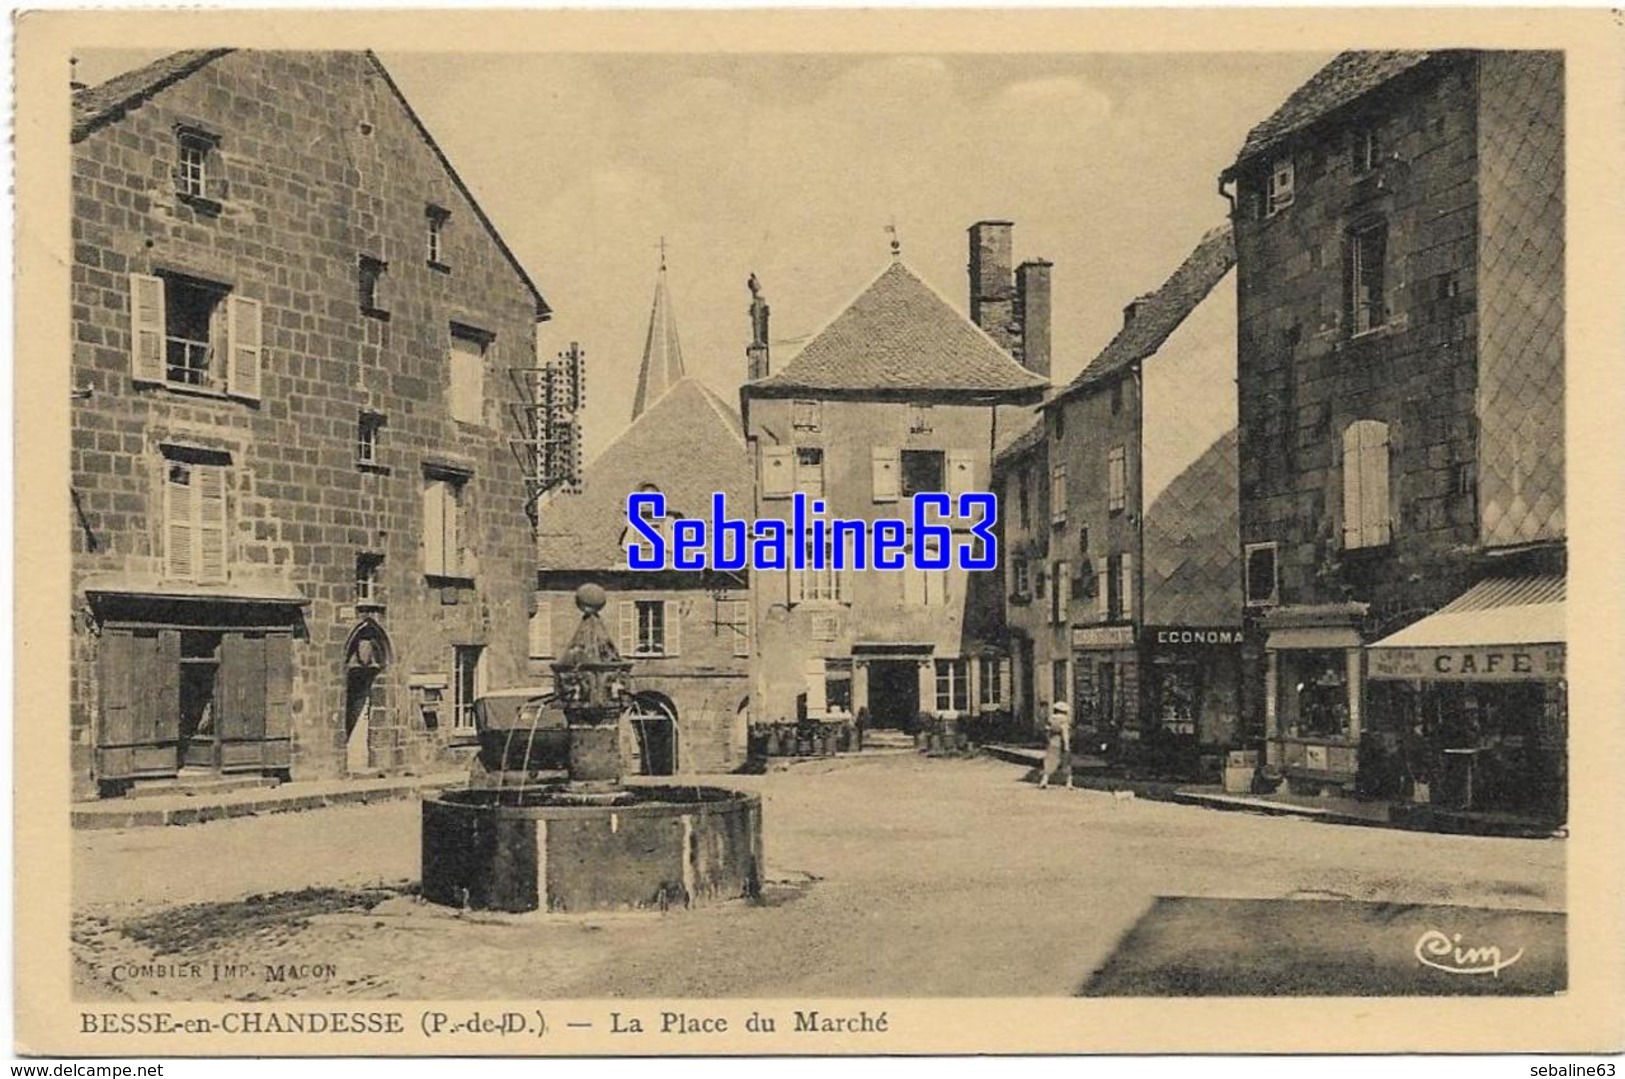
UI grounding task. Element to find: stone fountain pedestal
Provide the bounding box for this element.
[421,583,762,913]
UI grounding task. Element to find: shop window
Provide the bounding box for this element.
[792,399,821,431]
[795,447,825,497]
[162,450,229,584]
[1342,420,1392,548]
[1280,651,1351,739]
[1244,542,1279,607]
[448,323,490,425]
[1346,220,1388,335]
[452,645,485,734]
[934,659,969,714]
[901,449,945,499]
[1151,660,1201,737]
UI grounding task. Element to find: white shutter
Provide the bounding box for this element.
[1108,447,1126,511]
[130,274,166,383]
[804,657,827,716]
[761,446,794,498]
[1095,567,1109,622]
[195,463,228,584]
[903,532,924,606]
[1121,553,1135,620]
[664,600,681,656]
[423,480,446,575]
[731,601,750,658]
[529,599,551,658]
[1361,423,1391,547]
[163,462,194,580]
[1054,561,1068,623]
[226,295,263,401]
[1342,424,1363,548]
[947,451,974,500]
[872,447,900,503]
[1000,657,1013,707]
[619,601,636,656]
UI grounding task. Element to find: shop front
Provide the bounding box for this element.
[1069,624,1136,757]
[1139,625,1245,777]
[1365,575,1566,823]
[1260,603,1369,791]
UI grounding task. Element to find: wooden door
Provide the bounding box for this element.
[97,628,181,781]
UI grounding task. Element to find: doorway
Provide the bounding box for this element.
[345,668,378,774]
[178,631,221,770]
[628,692,678,776]
[867,660,921,729]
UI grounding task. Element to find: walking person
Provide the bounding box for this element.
[1039,700,1073,789]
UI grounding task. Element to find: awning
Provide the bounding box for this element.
[1367,575,1565,681]
[84,573,310,606]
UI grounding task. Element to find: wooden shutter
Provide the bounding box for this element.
[804,657,827,715]
[163,462,195,581]
[1360,423,1391,547]
[761,446,794,498]
[731,601,750,658]
[130,274,166,383]
[1000,657,1013,707]
[1095,567,1109,622]
[871,447,900,502]
[219,633,268,745]
[1108,447,1126,510]
[1121,553,1135,620]
[226,295,263,401]
[664,600,681,656]
[619,601,636,656]
[264,633,292,768]
[1053,561,1068,623]
[423,480,446,575]
[196,463,228,584]
[947,451,975,500]
[96,631,136,779]
[529,599,551,658]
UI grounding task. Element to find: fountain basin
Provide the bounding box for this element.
[421,785,763,913]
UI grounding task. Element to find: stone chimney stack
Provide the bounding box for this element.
[968,221,1018,353]
[1015,260,1053,380]
[746,273,771,381]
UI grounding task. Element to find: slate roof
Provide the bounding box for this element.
[1050,225,1235,407]
[744,261,1047,401]
[1140,428,1242,628]
[537,379,750,570]
[631,265,686,421]
[994,411,1046,466]
[1232,50,1434,166]
[71,49,550,319]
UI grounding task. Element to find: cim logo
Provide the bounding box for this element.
[1414,928,1525,978]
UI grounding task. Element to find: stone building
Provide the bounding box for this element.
[995,226,1243,773]
[739,226,1048,732]
[69,50,548,798]
[1221,51,1566,820]
[535,261,752,775]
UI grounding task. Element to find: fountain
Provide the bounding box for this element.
[421,583,763,913]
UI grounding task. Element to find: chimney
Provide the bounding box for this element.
[1015,260,1052,379]
[1123,293,1154,329]
[968,221,1018,353]
[746,273,771,381]
[69,55,87,92]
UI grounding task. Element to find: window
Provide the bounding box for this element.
[792,400,821,431]
[174,127,223,203]
[934,659,969,714]
[1341,419,1392,548]
[129,273,263,399]
[719,599,751,657]
[1105,554,1123,621]
[529,597,553,659]
[448,324,489,425]
[1012,558,1031,598]
[1051,560,1069,624]
[1078,523,1090,554]
[1052,408,1065,442]
[1267,157,1295,216]
[1347,221,1388,335]
[1280,650,1351,739]
[355,552,384,607]
[1107,446,1127,513]
[426,205,450,268]
[452,646,485,733]
[900,449,945,499]
[359,256,388,318]
[357,411,385,467]
[1017,469,1032,530]
[909,403,934,434]
[1352,124,1381,174]
[903,533,947,607]
[162,452,229,584]
[1244,542,1279,606]
[422,471,470,578]
[978,656,1006,709]
[795,447,825,497]
[1051,659,1069,708]
[792,538,846,604]
[1050,463,1068,526]
[1151,659,1201,736]
[1110,380,1124,416]
[619,599,680,657]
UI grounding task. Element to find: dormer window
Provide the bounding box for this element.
[1267,157,1295,216]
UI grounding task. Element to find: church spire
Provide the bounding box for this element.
[631,240,686,421]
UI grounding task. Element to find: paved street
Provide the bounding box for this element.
[74,752,1564,1000]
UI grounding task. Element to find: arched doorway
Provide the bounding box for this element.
[343,621,392,775]
[628,691,678,776]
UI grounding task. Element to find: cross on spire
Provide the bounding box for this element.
[885,218,901,259]
[655,235,669,270]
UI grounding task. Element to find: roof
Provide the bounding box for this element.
[1141,429,1241,627]
[744,261,1047,402]
[1232,50,1434,166]
[1051,225,1235,406]
[537,378,749,571]
[71,49,550,320]
[994,412,1046,466]
[1370,575,1565,649]
[631,264,686,421]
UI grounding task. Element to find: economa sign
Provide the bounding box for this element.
[1367,644,1566,682]
[1143,627,1244,648]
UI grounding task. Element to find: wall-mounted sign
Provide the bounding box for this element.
[1367,644,1565,682]
[1142,626,1244,649]
[1071,625,1135,650]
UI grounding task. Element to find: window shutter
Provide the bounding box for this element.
[423,481,446,575]
[1342,424,1363,547]
[619,601,636,656]
[1361,423,1391,547]
[195,464,228,584]
[164,463,195,580]
[529,599,551,658]
[130,274,166,383]
[1000,657,1013,707]
[665,600,681,656]
[445,483,463,575]
[947,451,974,500]
[903,535,925,606]
[263,633,293,767]
[804,657,827,715]
[96,631,136,779]
[226,295,263,401]
[1121,553,1135,620]
[760,446,794,498]
[872,447,900,502]
[1095,567,1109,622]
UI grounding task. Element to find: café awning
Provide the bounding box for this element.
[1367,575,1565,681]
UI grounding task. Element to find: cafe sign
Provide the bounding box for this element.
[1367,644,1565,682]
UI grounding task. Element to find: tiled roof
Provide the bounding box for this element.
[537,379,749,570]
[1052,226,1235,404]
[1141,428,1242,627]
[1234,50,1434,165]
[71,49,233,142]
[745,261,1047,400]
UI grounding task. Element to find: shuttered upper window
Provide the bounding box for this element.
[448,324,489,425]
[423,471,471,578]
[620,599,680,657]
[1342,420,1392,548]
[1107,446,1127,513]
[129,273,261,400]
[162,452,229,584]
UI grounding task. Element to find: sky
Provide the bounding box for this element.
[77,49,1333,463]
